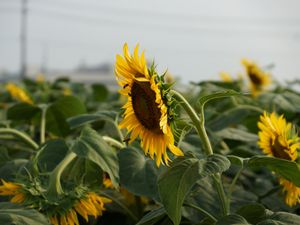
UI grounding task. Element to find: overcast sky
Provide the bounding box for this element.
[1,0,300,83]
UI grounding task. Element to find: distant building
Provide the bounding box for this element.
[27,63,118,90]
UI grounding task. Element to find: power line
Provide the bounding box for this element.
[29,0,300,26]
[20,5,300,34]
[2,0,300,27]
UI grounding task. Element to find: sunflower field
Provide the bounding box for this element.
[0,44,300,225]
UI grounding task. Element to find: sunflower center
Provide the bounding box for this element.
[248,70,262,86]
[271,136,292,160]
[131,81,162,133]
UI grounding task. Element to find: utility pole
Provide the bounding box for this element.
[20,0,27,79]
[41,43,48,74]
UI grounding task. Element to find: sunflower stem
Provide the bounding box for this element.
[213,174,229,215]
[227,167,243,212]
[183,203,217,222]
[39,104,48,144]
[0,128,39,150]
[171,90,229,215]
[103,136,125,149]
[47,151,77,198]
[171,90,213,155]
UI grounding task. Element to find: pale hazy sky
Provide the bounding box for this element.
[1,0,300,83]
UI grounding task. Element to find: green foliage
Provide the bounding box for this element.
[68,110,118,129]
[71,126,119,188]
[46,96,86,136]
[92,83,109,102]
[158,154,230,225]
[257,211,300,225]
[66,157,103,188]
[198,90,243,107]
[2,74,300,225]
[216,214,250,225]
[7,103,40,121]
[247,156,300,187]
[216,128,258,142]
[158,157,200,225]
[119,147,162,200]
[36,140,69,173]
[136,207,167,225]
[0,159,28,180]
[208,106,259,131]
[236,204,266,224]
[0,202,50,225]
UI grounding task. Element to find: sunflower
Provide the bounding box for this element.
[279,178,300,207]
[0,179,111,225]
[258,112,300,206]
[258,112,299,160]
[5,82,33,104]
[241,58,271,96]
[49,192,111,225]
[36,73,45,83]
[219,72,233,83]
[63,87,72,96]
[103,173,114,189]
[0,179,25,204]
[115,43,183,166]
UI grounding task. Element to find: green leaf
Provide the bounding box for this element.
[100,189,139,222]
[216,128,258,142]
[216,214,250,225]
[208,106,259,131]
[136,207,166,225]
[247,156,300,187]
[158,154,230,225]
[0,202,50,225]
[0,159,28,180]
[158,157,199,225]
[7,103,40,121]
[227,155,245,167]
[262,93,295,112]
[257,212,300,225]
[71,127,119,188]
[185,178,220,219]
[171,119,193,144]
[259,92,300,113]
[281,92,300,112]
[36,140,69,173]
[66,157,103,188]
[68,111,117,129]
[0,147,10,166]
[46,96,86,136]
[92,83,109,102]
[198,90,243,107]
[236,204,266,224]
[119,147,161,200]
[199,154,231,178]
[179,134,203,155]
